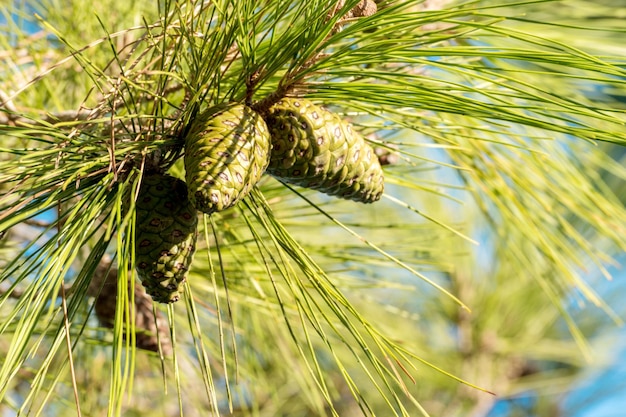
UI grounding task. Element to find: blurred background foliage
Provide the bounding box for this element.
[1,0,625,416]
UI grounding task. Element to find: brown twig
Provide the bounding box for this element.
[251,1,377,114]
[331,0,378,34]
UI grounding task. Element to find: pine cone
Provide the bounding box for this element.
[264,98,384,203]
[184,104,271,214]
[91,257,173,355]
[134,174,198,303]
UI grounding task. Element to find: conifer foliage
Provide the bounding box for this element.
[0,0,625,416]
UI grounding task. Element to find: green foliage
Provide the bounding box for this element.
[1,0,625,416]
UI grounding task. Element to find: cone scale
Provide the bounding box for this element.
[134,174,198,304]
[264,98,384,203]
[184,104,271,214]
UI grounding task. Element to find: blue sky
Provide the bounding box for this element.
[564,264,626,417]
[486,256,626,417]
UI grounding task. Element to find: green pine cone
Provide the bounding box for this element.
[184,104,271,214]
[264,98,384,203]
[134,174,198,304]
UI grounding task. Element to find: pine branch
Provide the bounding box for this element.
[1,0,625,416]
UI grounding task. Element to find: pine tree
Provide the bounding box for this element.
[1,0,625,416]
